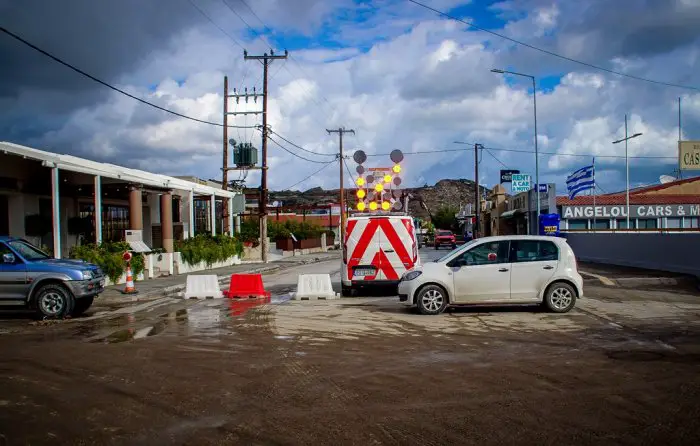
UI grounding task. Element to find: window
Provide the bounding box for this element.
[172,198,181,223]
[568,219,587,230]
[591,220,610,230]
[512,240,558,262]
[79,203,130,242]
[638,219,657,229]
[454,241,510,266]
[617,219,636,229]
[666,217,682,229]
[7,240,49,261]
[686,217,699,229]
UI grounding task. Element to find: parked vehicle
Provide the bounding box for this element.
[0,237,105,318]
[342,215,420,296]
[434,230,457,250]
[398,235,583,315]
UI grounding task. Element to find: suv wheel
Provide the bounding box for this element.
[544,282,576,313]
[417,285,448,315]
[72,297,94,317]
[34,283,75,319]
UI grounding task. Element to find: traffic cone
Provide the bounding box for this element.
[122,262,138,295]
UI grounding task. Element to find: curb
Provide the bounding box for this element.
[613,276,700,290]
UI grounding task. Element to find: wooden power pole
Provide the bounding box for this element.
[222,76,229,231]
[474,143,482,239]
[244,49,287,263]
[326,127,355,244]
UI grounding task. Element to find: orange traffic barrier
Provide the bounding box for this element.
[223,273,270,299]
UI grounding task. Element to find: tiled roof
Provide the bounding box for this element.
[629,176,700,195]
[556,194,700,206]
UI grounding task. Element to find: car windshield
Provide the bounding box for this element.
[437,231,452,236]
[8,240,51,261]
[435,239,478,262]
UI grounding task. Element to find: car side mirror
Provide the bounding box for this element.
[3,253,16,264]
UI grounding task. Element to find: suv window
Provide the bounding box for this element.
[453,241,510,266]
[512,240,558,262]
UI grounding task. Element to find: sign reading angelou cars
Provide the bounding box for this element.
[562,204,700,219]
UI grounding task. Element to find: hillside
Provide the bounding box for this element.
[267,179,489,218]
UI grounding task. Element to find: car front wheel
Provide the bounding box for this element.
[544,282,577,313]
[34,283,75,319]
[416,285,448,315]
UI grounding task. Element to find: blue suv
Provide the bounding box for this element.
[0,236,105,318]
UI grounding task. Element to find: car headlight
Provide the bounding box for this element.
[81,270,94,280]
[402,271,422,281]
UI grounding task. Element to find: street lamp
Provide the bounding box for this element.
[612,114,643,230]
[491,68,539,232]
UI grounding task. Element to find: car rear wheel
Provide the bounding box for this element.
[417,285,448,315]
[72,297,94,317]
[434,244,439,250]
[544,282,576,313]
[34,283,75,319]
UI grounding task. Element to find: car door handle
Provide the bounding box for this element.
[498,268,509,272]
[543,265,554,270]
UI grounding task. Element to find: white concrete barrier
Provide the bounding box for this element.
[292,274,339,300]
[183,275,223,299]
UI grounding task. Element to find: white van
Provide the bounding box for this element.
[341,214,421,296]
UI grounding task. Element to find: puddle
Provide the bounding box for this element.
[90,320,167,344]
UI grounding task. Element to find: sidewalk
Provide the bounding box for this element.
[98,251,340,305]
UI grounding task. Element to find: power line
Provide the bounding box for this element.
[267,129,336,157]
[407,0,700,92]
[343,158,357,187]
[0,26,250,129]
[188,0,244,50]
[366,145,677,160]
[281,161,335,190]
[268,135,334,163]
[237,0,341,119]
[484,148,509,168]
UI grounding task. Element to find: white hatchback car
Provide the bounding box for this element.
[397,235,583,315]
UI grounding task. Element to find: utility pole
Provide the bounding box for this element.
[474,143,481,238]
[222,76,229,232]
[326,127,355,244]
[244,49,288,263]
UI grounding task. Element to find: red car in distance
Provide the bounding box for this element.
[434,230,457,250]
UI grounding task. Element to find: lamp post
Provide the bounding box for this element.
[491,69,539,231]
[612,114,643,230]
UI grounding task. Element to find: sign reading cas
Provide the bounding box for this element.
[500,169,520,183]
[511,174,531,193]
[679,141,700,171]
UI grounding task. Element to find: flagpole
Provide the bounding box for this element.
[592,157,596,231]
[625,114,630,230]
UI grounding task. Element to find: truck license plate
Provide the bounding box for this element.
[354,268,375,277]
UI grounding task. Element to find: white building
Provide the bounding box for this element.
[0,141,243,258]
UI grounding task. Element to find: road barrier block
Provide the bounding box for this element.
[183,275,224,299]
[292,274,339,300]
[224,273,271,299]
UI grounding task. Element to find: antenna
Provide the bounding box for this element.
[659,175,675,184]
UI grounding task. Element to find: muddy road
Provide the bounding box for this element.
[1,259,700,445]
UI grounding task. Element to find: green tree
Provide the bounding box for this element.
[431,205,459,231]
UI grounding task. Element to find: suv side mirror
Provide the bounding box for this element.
[3,253,16,264]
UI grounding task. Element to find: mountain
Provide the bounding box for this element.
[265,179,490,218]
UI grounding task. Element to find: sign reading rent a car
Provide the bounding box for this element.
[562,204,700,219]
[679,141,700,171]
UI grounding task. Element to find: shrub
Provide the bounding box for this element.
[174,234,243,267]
[69,241,145,284]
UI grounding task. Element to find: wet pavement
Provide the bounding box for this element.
[1,253,700,445]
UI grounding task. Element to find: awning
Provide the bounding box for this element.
[500,209,524,219]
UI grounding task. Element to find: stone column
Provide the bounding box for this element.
[160,193,174,253]
[129,186,143,231]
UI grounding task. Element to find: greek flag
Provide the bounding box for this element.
[566,164,595,199]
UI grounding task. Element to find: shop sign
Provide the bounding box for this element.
[511,174,531,193]
[562,204,700,219]
[679,141,700,171]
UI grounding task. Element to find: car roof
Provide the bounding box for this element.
[473,235,567,244]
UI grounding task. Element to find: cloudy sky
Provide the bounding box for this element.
[2,0,700,196]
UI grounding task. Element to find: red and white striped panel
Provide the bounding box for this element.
[346,217,416,281]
